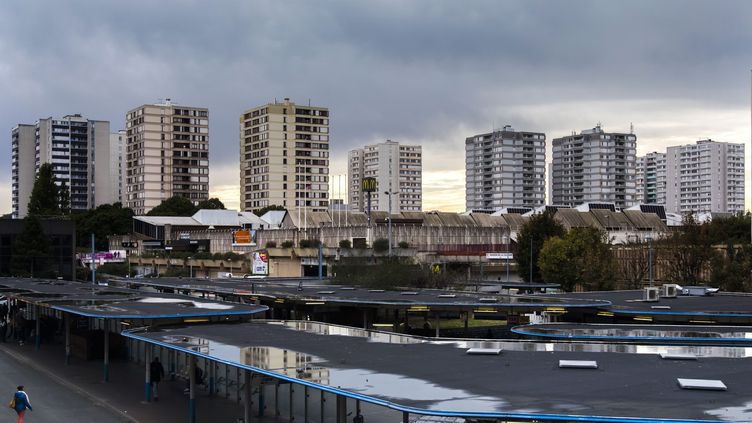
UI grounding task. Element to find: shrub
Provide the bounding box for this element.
[398,241,409,249]
[281,240,294,248]
[373,238,389,253]
[265,241,277,248]
[339,239,352,249]
[299,239,321,248]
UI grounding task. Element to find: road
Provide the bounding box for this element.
[0,346,131,422]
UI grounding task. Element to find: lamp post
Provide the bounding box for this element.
[645,236,653,288]
[384,190,393,257]
[188,257,193,279]
[227,259,233,277]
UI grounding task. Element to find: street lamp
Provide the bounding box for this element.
[645,236,653,288]
[383,191,394,256]
[188,256,193,278]
[226,258,233,277]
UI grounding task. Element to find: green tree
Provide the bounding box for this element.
[253,204,286,216]
[147,196,197,216]
[662,213,717,285]
[515,211,565,283]
[538,227,614,291]
[196,197,225,210]
[10,215,50,277]
[27,163,63,217]
[58,181,71,215]
[73,203,134,250]
[710,243,752,292]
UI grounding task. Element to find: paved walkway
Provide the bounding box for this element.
[0,340,273,423]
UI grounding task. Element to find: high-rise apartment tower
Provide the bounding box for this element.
[664,139,744,214]
[11,115,111,218]
[240,98,330,212]
[125,100,209,215]
[465,126,546,211]
[551,125,637,208]
[349,140,422,213]
[636,152,666,205]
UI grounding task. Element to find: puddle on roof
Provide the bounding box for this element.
[137,297,234,310]
[269,321,752,358]
[517,325,752,342]
[156,334,507,412]
[705,400,752,422]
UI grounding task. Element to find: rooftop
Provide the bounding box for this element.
[124,321,752,422]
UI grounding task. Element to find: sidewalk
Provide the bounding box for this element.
[0,339,275,423]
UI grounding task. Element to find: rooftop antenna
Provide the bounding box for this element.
[308,98,311,106]
[630,122,634,134]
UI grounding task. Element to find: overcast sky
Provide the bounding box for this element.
[2,0,752,214]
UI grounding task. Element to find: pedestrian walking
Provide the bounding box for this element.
[149,357,165,401]
[9,385,32,423]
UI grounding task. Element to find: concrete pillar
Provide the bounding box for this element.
[34,306,40,350]
[288,384,294,422]
[303,385,308,423]
[435,313,440,338]
[144,345,152,402]
[103,320,110,382]
[64,314,71,365]
[243,371,252,423]
[336,395,347,423]
[403,412,409,423]
[189,356,196,423]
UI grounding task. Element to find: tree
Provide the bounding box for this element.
[10,215,50,277]
[196,198,225,210]
[73,203,134,250]
[58,181,71,215]
[710,243,752,292]
[339,239,352,249]
[27,163,63,217]
[662,213,717,285]
[515,211,565,283]
[538,227,614,291]
[619,242,650,289]
[146,196,197,216]
[253,204,286,216]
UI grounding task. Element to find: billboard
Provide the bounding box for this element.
[233,229,257,246]
[252,250,269,275]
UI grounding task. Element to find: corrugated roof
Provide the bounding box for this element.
[622,210,668,232]
[135,216,200,226]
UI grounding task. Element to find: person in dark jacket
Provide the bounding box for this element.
[12,385,32,423]
[149,357,165,401]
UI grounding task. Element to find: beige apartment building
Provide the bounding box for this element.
[125,100,209,215]
[349,140,422,213]
[240,98,330,212]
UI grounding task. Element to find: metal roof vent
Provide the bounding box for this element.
[677,378,726,391]
[559,360,598,369]
[660,353,697,360]
[466,348,502,355]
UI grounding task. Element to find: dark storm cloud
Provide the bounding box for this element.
[2,0,751,211]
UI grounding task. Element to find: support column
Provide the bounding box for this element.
[35,306,40,350]
[189,356,196,423]
[362,309,368,330]
[403,412,409,423]
[336,395,347,423]
[144,346,152,402]
[208,361,215,396]
[434,313,440,338]
[64,314,71,365]
[464,311,469,334]
[103,319,110,382]
[243,371,252,423]
[303,385,308,423]
[289,384,294,422]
